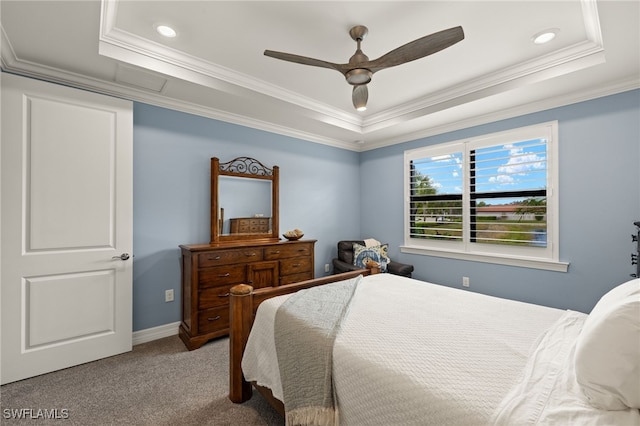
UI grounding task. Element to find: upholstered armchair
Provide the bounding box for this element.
[332,240,414,278]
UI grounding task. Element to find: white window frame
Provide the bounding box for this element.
[402,121,569,272]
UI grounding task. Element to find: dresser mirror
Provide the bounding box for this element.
[210,157,279,244]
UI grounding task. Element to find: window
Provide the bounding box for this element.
[403,121,567,271]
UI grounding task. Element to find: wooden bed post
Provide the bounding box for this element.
[229,284,253,403]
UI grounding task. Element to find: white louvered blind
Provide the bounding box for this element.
[470,138,547,247]
[409,152,463,242]
[405,121,559,264]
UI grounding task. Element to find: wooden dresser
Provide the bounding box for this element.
[179,239,316,350]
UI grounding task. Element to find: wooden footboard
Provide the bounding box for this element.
[228,268,377,406]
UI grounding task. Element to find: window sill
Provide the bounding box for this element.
[400,245,570,272]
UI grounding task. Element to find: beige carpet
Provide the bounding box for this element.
[0,335,283,425]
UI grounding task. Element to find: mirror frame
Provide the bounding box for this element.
[210,157,279,244]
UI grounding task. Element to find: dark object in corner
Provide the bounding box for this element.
[332,240,414,278]
[632,221,640,278]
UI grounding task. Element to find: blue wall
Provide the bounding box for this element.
[360,90,640,313]
[132,90,639,331]
[133,104,361,331]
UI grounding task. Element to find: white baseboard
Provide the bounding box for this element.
[132,321,180,346]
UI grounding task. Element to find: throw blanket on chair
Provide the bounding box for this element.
[274,275,362,426]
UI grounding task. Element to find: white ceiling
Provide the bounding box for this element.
[1,1,638,151]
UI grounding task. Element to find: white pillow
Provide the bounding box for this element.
[594,278,640,310]
[574,279,640,410]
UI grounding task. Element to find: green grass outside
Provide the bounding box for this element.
[412,220,547,246]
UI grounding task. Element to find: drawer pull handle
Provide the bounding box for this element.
[297,249,306,252]
[207,316,221,322]
[271,250,280,254]
[244,253,257,257]
[292,263,301,267]
[217,273,231,277]
[218,293,230,298]
[209,256,221,260]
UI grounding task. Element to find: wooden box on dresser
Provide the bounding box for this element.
[179,239,316,350]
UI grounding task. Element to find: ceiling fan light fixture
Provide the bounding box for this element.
[156,24,177,38]
[346,68,372,85]
[352,85,368,111]
[532,28,559,44]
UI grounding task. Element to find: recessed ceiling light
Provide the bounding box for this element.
[156,25,177,38]
[532,29,559,44]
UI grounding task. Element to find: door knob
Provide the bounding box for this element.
[112,253,130,261]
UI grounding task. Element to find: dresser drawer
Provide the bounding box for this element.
[264,243,313,260]
[198,264,246,288]
[280,271,313,285]
[279,256,312,276]
[198,248,263,268]
[198,284,234,309]
[198,306,229,334]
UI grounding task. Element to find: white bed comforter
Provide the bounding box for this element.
[242,274,638,425]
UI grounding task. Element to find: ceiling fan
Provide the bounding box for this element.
[264,25,464,111]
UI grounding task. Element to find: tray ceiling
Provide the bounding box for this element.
[1,0,638,150]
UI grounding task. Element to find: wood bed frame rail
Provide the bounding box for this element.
[229,268,378,406]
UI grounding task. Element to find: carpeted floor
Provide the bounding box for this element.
[0,335,283,425]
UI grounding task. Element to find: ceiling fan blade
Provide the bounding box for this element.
[264,50,344,73]
[367,26,464,72]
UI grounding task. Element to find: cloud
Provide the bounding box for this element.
[489,174,515,184]
[490,145,545,185]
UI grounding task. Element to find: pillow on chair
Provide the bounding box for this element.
[353,243,390,272]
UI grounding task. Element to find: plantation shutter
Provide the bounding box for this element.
[406,136,549,248]
[404,121,561,269]
[470,138,548,247]
[409,150,463,242]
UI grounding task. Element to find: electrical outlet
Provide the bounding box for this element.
[462,277,470,288]
[165,289,174,302]
[324,263,330,273]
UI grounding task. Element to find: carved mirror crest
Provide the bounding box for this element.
[210,157,279,244]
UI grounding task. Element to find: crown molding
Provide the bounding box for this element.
[362,39,605,134]
[99,1,606,138]
[581,0,604,45]
[361,76,639,151]
[2,0,636,155]
[99,0,363,132]
[0,32,359,152]
[3,23,636,155]
[2,41,636,154]
[361,0,605,133]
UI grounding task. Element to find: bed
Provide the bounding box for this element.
[229,270,640,425]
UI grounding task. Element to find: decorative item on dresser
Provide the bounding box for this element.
[179,239,315,350]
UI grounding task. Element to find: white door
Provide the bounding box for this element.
[1,73,133,384]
